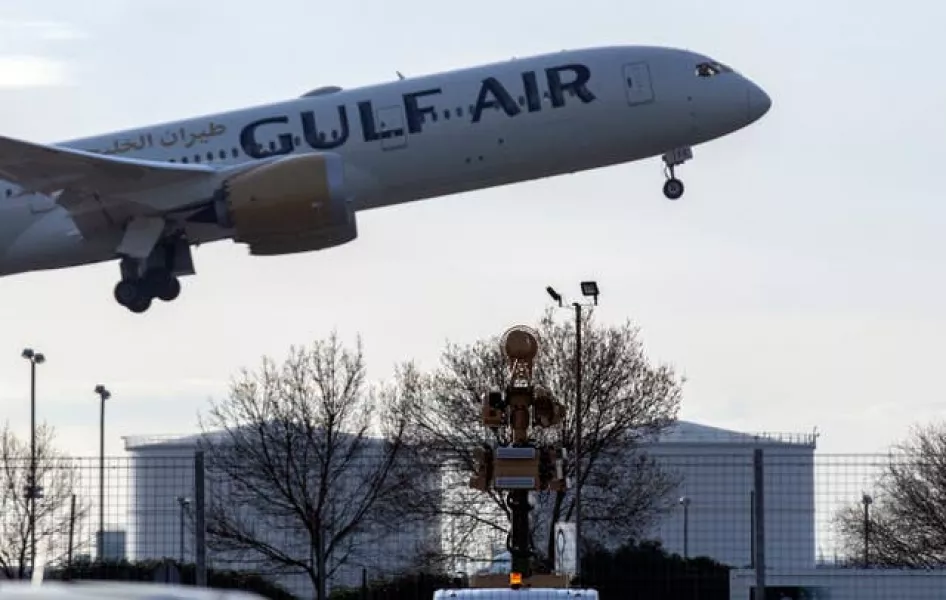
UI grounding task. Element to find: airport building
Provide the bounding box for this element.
[121,429,441,597]
[636,421,817,569]
[122,420,819,597]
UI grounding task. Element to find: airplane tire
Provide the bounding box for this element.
[115,279,155,313]
[663,178,684,200]
[114,280,139,306]
[127,294,152,313]
[154,276,181,302]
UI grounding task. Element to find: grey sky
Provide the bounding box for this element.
[0,0,942,459]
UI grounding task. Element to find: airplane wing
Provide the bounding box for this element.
[0,132,234,239]
[0,132,217,197]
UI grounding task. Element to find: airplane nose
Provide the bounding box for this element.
[746,83,772,123]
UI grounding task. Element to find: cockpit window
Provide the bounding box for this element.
[695,61,733,77]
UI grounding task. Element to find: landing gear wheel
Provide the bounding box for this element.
[663,178,685,200]
[126,294,152,313]
[153,275,181,302]
[114,281,139,307]
[113,278,155,313]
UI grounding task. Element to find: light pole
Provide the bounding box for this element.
[95,384,111,559]
[679,496,691,558]
[177,496,190,564]
[545,280,599,582]
[21,348,45,570]
[861,493,872,567]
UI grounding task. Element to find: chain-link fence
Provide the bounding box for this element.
[1,444,944,599]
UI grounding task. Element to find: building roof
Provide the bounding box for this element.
[122,431,208,450]
[124,420,818,451]
[639,420,818,447]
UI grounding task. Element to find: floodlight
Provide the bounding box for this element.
[546,286,563,306]
[580,280,599,304]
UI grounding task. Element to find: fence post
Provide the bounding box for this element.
[752,448,765,600]
[194,450,207,587]
[749,489,755,569]
[67,494,76,576]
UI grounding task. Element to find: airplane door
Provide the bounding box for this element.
[622,62,655,106]
[376,105,407,150]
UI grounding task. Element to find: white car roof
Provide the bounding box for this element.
[433,589,598,600]
[0,581,267,600]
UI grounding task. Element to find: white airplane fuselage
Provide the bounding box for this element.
[0,45,771,296]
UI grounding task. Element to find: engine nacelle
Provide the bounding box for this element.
[215,152,356,256]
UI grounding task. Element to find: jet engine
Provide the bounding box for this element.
[213,152,355,256]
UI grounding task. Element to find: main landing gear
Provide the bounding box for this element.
[114,267,181,313]
[113,230,194,314]
[661,146,693,200]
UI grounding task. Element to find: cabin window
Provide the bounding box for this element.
[518,96,525,106]
[219,150,227,160]
[455,107,462,117]
[206,152,214,161]
[181,157,189,163]
[331,129,338,140]
[194,155,201,163]
[268,141,276,151]
[232,148,239,158]
[294,136,302,146]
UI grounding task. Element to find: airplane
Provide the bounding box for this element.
[0,44,771,313]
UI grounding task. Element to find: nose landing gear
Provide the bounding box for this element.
[661,146,693,200]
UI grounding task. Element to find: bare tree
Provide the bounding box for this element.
[399,308,683,571]
[197,333,424,600]
[0,422,90,579]
[834,423,946,568]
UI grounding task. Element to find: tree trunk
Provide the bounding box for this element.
[316,527,327,600]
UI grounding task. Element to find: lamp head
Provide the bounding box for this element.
[95,385,111,400]
[22,349,45,363]
[580,281,599,305]
[546,286,563,307]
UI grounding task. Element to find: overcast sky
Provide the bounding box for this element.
[0,0,942,460]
